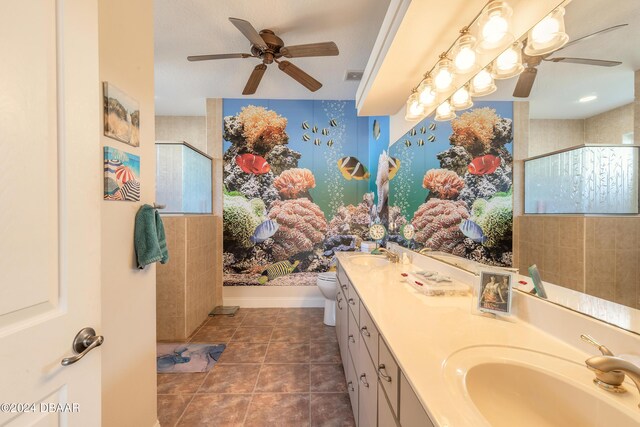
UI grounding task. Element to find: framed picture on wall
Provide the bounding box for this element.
[477,270,513,315]
[103,82,140,147]
[104,146,140,201]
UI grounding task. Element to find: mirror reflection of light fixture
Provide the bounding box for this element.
[524,7,569,56]
[492,42,524,79]
[469,68,497,96]
[434,55,455,92]
[435,99,456,121]
[451,85,473,110]
[405,90,425,121]
[476,1,514,53]
[452,30,478,74]
[417,75,436,108]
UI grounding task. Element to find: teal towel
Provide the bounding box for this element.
[135,204,169,269]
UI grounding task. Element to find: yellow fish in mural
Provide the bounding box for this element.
[388,157,401,180]
[337,156,370,180]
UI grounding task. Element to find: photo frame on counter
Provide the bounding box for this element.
[476,269,513,316]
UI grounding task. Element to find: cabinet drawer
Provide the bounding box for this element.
[347,280,360,323]
[378,338,399,417]
[346,351,359,426]
[400,372,434,427]
[378,381,399,427]
[337,262,348,291]
[359,304,379,364]
[336,286,348,368]
[338,274,349,298]
[357,330,377,427]
[348,308,360,362]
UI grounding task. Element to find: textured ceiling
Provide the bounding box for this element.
[487,0,640,119]
[154,0,391,115]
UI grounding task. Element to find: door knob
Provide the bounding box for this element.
[61,327,104,366]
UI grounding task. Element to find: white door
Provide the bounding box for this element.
[0,0,102,426]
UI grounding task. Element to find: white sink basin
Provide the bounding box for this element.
[349,254,390,268]
[443,346,640,427]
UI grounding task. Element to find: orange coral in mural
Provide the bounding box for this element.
[449,107,500,155]
[273,168,316,199]
[237,105,288,153]
[422,168,465,199]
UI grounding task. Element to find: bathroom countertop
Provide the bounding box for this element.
[335,251,640,427]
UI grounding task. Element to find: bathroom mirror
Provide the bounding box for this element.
[389,0,640,334]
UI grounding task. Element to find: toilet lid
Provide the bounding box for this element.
[318,272,337,282]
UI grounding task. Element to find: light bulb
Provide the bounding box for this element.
[452,33,478,73]
[524,7,569,56]
[451,86,473,110]
[492,42,524,79]
[434,57,454,92]
[477,1,514,52]
[405,92,425,121]
[435,100,456,121]
[417,77,436,107]
[470,68,496,97]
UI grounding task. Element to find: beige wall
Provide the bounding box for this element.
[585,103,633,145]
[155,115,208,154]
[99,0,157,426]
[528,119,584,157]
[157,216,219,340]
[207,99,224,306]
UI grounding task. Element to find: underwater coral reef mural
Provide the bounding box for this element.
[222,99,388,286]
[389,101,514,266]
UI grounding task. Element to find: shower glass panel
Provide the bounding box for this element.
[156,141,212,214]
[524,145,639,214]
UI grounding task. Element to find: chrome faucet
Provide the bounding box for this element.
[581,334,640,407]
[375,247,400,263]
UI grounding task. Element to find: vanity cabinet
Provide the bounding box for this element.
[336,260,436,427]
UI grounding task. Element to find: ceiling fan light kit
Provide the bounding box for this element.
[188,17,339,95]
[405,1,578,122]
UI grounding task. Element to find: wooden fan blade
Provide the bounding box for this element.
[229,17,267,50]
[555,24,628,53]
[278,61,322,92]
[280,42,339,58]
[513,68,538,98]
[243,64,267,95]
[187,53,251,62]
[546,57,622,67]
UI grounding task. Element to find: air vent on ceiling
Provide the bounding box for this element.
[345,70,364,81]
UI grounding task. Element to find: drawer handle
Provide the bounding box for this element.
[348,298,356,306]
[347,380,354,392]
[337,298,343,310]
[341,283,347,290]
[360,326,370,337]
[359,374,370,388]
[378,364,392,382]
[348,334,355,343]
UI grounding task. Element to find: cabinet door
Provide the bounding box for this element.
[358,329,378,427]
[338,287,349,368]
[379,338,400,417]
[378,382,400,427]
[400,372,435,427]
[359,304,379,364]
[348,308,360,362]
[347,350,359,426]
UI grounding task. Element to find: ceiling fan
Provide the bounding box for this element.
[514,23,627,98]
[187,17,339,95]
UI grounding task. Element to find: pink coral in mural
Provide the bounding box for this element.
[273,168,316,199]
[422,168,465,199]
[267,198,327,261]
[237,105,288,154]
[411,199,469,253]
[449,107,500,156]
[326,197,375,241]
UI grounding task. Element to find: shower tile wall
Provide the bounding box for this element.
[157,215,218,340]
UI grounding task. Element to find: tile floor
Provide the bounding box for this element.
[157,307,356,427]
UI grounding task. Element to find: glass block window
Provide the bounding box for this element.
[525,146,639,214]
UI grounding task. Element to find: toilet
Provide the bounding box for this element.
[316,272,338,326]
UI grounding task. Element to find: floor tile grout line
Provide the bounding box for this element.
[172,392,197,427]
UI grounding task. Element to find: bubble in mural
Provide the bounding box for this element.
[321,100,348,217]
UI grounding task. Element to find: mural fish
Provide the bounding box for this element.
[302,134,310,141]
[373,120,381,140]
[337,156,370,180]
[327,139,334,147]
[460,219,488,244]
[314,138,321,146]
[302,121,310,130]
[420,126,426,134]
[312,125,318,133]
[404,139,412,147]
[468,155,501,175]
[417,139,425,146]
[235,154,271,175]
[321,128,329,136]
[329,118,338,127]
[409,128,417,136]
[429,122,436,131]
[258,260,300,285]
[388,156,400,180]
[250,219,279,244]
[428,134,436,142]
